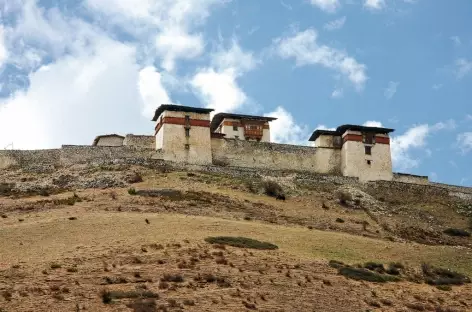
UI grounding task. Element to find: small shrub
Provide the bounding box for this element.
[161,274,184,283]
[339,267,400,283]
[443,228,471,237]
[242,301,257,310]
[167,299,180,308]
[244,216,252,221]
[12,264,20,269]
[262,180,284,198]
[128,188,137,195]
[127,299,158,312]
[50,263,62,269]
[336,190,353,205]
[18,218,24,222]
[101,290,158,302]
[421,263,471,285]
[50,285,61,292]
[61,287,70,293]
[39,189,50,197]
[52,293,65,300]
[182,299,195,306]
[68,217,77,221]
[215,257,228,265]
[436,285,452,291]
[205,236,278,250]
[363,262,386,273]
[335,218,345,223]
[322,201,329,210]
[67,267,78,273]
[1,214,7,218]
[328,260,345,269]
[126,172,143,184]
[158,281,169,289]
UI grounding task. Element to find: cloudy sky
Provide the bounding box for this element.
[0,0,471,186]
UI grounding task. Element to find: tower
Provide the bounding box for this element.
[339,125,394,181]
[152,104,214,165]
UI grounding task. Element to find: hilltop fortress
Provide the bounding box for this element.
[0,104,439,186]
[91,104,401,182]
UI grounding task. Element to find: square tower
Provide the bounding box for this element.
[152,104,214,165]
[210,113,277,142]
[338,125,394,181]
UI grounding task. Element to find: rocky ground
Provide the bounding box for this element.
[0,164,471,311]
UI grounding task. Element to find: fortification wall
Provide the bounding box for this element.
[0,146,164,172]
[210,138,341,174]
[393,173,429,185]
[0,149,61,172]
[123,135,155,149]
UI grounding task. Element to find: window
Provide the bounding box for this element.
[363,133,375,144]
[184,144,190,150]
[365,146,372,155]
[367,160,372,165]
[185,115,190,123]
[185,128,190,137]
[233,122,239,131]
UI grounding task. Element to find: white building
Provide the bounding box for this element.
[210,113,277,142]
[92,134,124,147]
[152,104,215,165]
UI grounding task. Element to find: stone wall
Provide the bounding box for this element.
[393,173,429,185]
[123,134,155,149]
[210,138,341,175]
[0,149,61,172]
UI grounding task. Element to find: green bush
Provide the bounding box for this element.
[101,290,159,304]
[443,228,471,237]
[436,285,452,291]
[128,188,137,195]
[339,267,400,283]
[205,236,278,250]
[262,180,284,198]
[328,260,345,269]
[422,263,471,285]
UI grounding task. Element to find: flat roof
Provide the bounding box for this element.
[92,134,124,146]
[152,104,215,121]
[309,124,395,141]
[210,113,278,132]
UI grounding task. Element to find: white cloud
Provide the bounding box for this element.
[450,36,461,46]
[363,121,383,127]
[432,83,443,90]
[86,0,227,71]
[331,88,344,98]
[274,28,367,90]
[364,0,386,10]
[191,40,257,114]
[457,132,472,154]
[0,26,7,66]
[265,107,310,145]
[0,0,168,149]
[138,66,173,118]
[455,58,472,79]
[391,121,456,170]
[155,29,204,72]
[309,0,340,13]
[191,68,247,114]
[315,124,336,131]
[0,39,152,149]
[213,39,258,74]
[384,81,399,99]
[324,16,346,31]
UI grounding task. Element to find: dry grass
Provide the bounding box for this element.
[1,167,472,311]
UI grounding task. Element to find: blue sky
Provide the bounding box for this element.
[0,0,471,186]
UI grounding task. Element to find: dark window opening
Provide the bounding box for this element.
[233,122,239,131]
[365,146,372,155]
[185,115,190,123]
[185,128,190,137]
[363,133,375,144]
[367,160,372,165]
[235,135,239,139]
[184,144,190,150]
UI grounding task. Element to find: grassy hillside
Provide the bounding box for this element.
[0,164,471,311]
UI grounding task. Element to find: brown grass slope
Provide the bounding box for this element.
[0,164,471,311]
